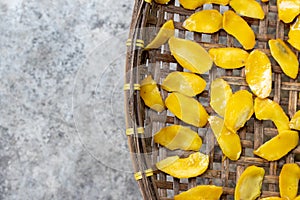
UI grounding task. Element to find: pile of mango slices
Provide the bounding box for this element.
[138,0,300,199]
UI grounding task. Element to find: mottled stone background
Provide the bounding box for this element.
[0,0,142,199]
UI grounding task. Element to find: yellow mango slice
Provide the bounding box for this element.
[161,72,206,97]
[235,166,265,200]
[260,198,284,200]
[295,196,300,200]
[179,0,206,10]
[224,90,254,133]
[269,39,299,79]
[223,10,256,50]
[174,185,223,200]
[205,0,229,5]
[209,47,249,69]
[245,50,272,99]
[154,0,171,4]
[145,20,175,49]
[209,116,241,160]
[165,92,208,127]
[279,163,300,200]
[168,37,213,74]
[210,78,232,117]
[156,152,209,178]
[183,10,223,34]
[140,75,165,112]
[254,98,289,132]
[253,130,299,161]
[229,0,265,19]
[144,0,152,3]
[154,125,202,151]
[277,0,300,23]
[288,16,300,51]
[290,110,300,130]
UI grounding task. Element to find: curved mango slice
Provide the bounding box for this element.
[224,90,254,133]
[154,0,171,4]
[154,125,202,151]
[174,185,223,200]
[223,10,256,50]
[165,92,208,127]
[290,110,300,130]
[156,152,209,178]
[140,75,165,112]
[253,130,299,161]
[179,0,205,10]
[229,0,265,19]
[161,72,206,97]
[235,166,265,200]
[209,116,241,160]
[209,47,249,69]
[288,16,300,51]
[144,0,152,3]
[269,39,299,79]
[168,37,213,74]
[277,0,300,23]
[279,163,300,200]
[183,10,223,34]
[295,196,300,200]
[245,50,272,99]
[254,98,289,132]
[205,0,229,5]
[145,20,175,49]
[210,78,232,117]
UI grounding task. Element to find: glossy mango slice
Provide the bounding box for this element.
[154,125,202,151]
[290,110,300,130]
[156,152,209,178]
[269,39,299,79]
[254,98,289,132]
[229,0,265,19]
[223,10,256,50]
[168,37,213,74]
[288,16,300,51]
[165,92,208,127]
[253,130,299,161]
[179,0,205,10]
[209,116,241,160]
[210,78,232,117]
[145,20,175,49]
[161,72,206,97]
[144,0,152,3]
[205,0,229,5]
[140,75,165,112]
[279,163,300,200]
[245,50,272,99]
[277,0,300,23]
[183,10,223,34]
[209,47,249,69]
[154,0,171,4]
[174,185,223,200]
[224,90,254,133]
[235,166,265,200]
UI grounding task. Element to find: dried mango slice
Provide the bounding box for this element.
[205,0,229,5]
[269,39,299,79]
[165,92,208,127]
[288,16,300,51]
[290,110,300,130]
[253,130,299,161]
[161,72,206,97]
[223,10,256,50]
[229,0,265,19]
[156,152,209,178]
[179,0,206,10]
[145,20,175,49]
[140,75,165,112]
[174,185,223,200]
[245,50,272,99]
[224,90,254,133]
[154,0,171,4]
[235,166,265,200]
[168,37,213,74]
[279,163,300,200]
[209,116,241,160]
[154,125,202,151]
[209,47,249,69]
[254,98,289,132]
[277,0,300,23]
[210,78,232,117]
[183,10,223,34]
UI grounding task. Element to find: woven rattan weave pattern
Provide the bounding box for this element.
[124,0,300,199]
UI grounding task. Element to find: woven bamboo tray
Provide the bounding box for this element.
[124,0,300,199]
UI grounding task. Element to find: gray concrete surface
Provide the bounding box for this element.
[0,0,142,199]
